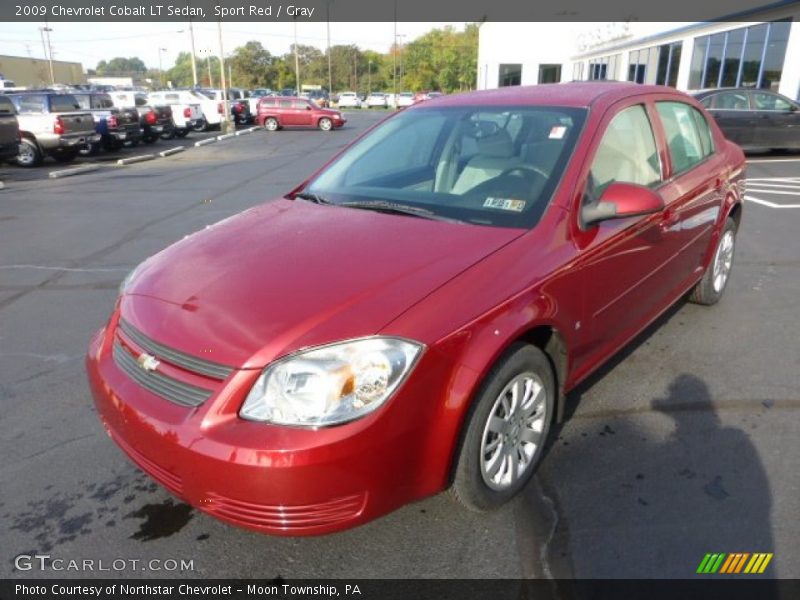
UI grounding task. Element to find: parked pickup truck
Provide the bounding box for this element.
[146,91,204,137]
[7,91,99,167]
[197,88,252,125]
[0,95,20,163]
[108,91,173,144]
[71,91,142,154]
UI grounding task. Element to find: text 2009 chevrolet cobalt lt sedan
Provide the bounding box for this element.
[87,83,745,535]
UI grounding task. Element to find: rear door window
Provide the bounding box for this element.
[751,92,793,111]
[91,95,114,109]
[73,95,91,110]
[50,95,81,112]
[656,101,714,174]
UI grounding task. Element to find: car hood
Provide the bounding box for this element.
[121,198,522,369]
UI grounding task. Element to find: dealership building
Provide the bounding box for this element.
[477,3,800,100]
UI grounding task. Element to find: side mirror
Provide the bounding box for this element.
[306,105,312,110]
[582,181,664,227]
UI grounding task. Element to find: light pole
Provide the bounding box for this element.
[157,47,167,88]
[217,19,231,133]
[396,34,406,91]
[392,1,397,101]
[188,18,198,87]
[39,26,55,86]
[367,59,372,95]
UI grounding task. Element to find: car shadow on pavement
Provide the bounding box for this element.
[532,372,775,580]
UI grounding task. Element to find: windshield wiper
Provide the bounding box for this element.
[294,191,331,204]
[339,200,460,223]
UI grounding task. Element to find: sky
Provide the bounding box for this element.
[0,21,468,72]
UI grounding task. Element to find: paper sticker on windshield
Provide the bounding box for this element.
[549,125,567,139]
[484,197,526,212]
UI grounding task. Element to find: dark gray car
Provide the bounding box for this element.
[694,88,800,150]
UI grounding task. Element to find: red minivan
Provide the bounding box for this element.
[255,96,346,131]
[87,83,745,536]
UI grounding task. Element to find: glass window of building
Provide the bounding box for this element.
[740,23,767,87]
[538,64,562,84]
[629,42,683,87]
[588,55,619,80]
[499,64,522,87]
[704,32,726,89]
[573,62,585,81]
[761,20,791,91]
[689,20,792,91]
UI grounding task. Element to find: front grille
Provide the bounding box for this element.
[113,341,212,408]
[119,319,233,380]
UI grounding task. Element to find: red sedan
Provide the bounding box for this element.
[87,83,744,535]
[255,96,346,131]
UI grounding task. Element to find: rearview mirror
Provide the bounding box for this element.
[582,181,664,227]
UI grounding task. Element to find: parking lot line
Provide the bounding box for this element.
[745,194,800,209]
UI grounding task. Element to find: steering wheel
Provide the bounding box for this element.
[499,165,549,181]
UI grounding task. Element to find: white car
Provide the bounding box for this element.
[147,91,204,136]
[366,93,388,108]
[336,92,361,109]
[397,92,415,108]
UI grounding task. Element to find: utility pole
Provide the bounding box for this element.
[199,49,213,87]
[293,17,301,96]
[189,18,198,87]
[392,1,397,102]
[368,59,372,95]
[326,0,333,95]
[39,26,55,86]
[217,19,231,133]
[397,34,406,89]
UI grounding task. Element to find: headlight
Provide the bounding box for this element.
[240,337,423,427]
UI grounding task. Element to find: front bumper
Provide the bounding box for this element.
[86,319,453,536]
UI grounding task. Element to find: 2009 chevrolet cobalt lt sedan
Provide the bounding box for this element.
[87,82,745,535]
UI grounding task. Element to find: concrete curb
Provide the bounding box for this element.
[234,129,251,136]
[48,165,103,179]
[116,154,156,166]
[159,146,185,157]
[216,133,236,141]
[195,138,217,147]
[247,126,262,133]
[0,181,4,189]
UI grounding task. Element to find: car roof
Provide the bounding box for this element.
[426,82,682,109]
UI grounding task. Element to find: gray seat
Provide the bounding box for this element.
[451,129,520,194]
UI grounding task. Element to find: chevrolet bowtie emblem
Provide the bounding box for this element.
[137,353,160,372]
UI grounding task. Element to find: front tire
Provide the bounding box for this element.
[451,343,555,511]
[318,117,333,131]
[16,138,43,167]
[689,216,737,306]
[264,117,279,131]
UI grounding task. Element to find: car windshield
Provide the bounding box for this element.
[303,105,586,228]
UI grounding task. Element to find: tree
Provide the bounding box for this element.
[96,57,147,76]
[229,41,275,89]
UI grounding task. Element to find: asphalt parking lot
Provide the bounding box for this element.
[0,111,798,579]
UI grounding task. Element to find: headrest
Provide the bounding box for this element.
[476,129,513,158]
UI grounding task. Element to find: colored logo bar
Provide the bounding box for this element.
[697,553,773,574]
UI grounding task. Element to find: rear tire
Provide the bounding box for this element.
[689,216,737,306]
[451,343,555,512]
[264,117,279,131]
[175,129,190,138]
[16,138,43,168]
